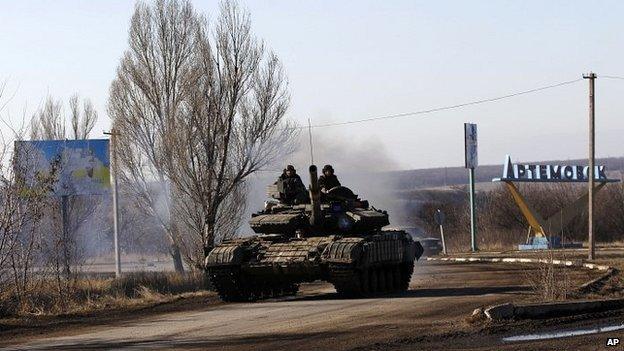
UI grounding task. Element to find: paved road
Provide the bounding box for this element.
[1,261,611,351]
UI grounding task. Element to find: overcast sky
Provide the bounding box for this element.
[1,0,623,170]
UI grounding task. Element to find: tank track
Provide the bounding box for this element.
[329,262,414,297]
[208,267,299,302]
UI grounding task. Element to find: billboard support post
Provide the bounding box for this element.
[61,195,70,277]
[105,131,122,277]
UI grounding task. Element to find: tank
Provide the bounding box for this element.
[205,165,424,301]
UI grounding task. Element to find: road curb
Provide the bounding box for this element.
[578,267,619,293]
[483,298,624,321]
[427,255,616,294]
[431,255,624,321]
[426,256,611,271]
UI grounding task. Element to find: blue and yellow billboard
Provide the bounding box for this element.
[16,139,111,196]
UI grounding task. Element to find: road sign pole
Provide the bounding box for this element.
[439,224,447,255]
[435,209,447,255]
[469,167,477,252]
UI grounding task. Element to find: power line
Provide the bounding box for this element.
[301,78,584,129]
[601,75,624,80]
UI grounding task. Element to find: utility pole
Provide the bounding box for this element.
[104,129,122,277]
[583,72,596,260]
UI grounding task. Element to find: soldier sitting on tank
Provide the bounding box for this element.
[319,164,341,193]
[277,165,307,204]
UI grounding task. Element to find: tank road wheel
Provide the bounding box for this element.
[329,264,368,297]
[392,265,402,291]
[275,282,298,298]
[369,268,379,293]
[359,269,370,295]
[398,262,414,291]
[284,283,300,296]
[270,284,282,298]
[208,267,254,302]
[209,267,300,301]
[385,268,395,292]
[263,284,275,298]
[378,268,387,292]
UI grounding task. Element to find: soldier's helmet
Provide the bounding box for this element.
[322,164,334,173]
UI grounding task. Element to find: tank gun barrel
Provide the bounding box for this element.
[309,165,322,226]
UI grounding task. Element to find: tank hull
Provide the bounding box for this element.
[205,230,423,301]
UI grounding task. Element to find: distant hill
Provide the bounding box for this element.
[388,156,624,190]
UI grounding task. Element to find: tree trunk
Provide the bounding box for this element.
[203,214,217,260]
[171,243,185,273]
[60,195,71,278]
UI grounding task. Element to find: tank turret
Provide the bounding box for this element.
[249,165,390,236]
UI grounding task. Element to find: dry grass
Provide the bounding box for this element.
[524,249,572,302]
[110,271,206,297]
[444,229,523,253]
[0,271,207,317]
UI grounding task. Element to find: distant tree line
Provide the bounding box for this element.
[414,182,624,251]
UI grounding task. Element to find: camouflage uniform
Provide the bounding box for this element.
[318,174,341,192]
[319,165,341,192]
[277,169,307,204]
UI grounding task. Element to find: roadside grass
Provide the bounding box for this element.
[523,249,572,301]
[444,229,523,253]
[0,271,208,317]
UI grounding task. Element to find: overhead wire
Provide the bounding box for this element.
[601,75,624,80]
[298,78,584,129]
[266,74,623,171]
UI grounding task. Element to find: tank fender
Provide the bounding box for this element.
[381,230,423,263]
[321,238,364,264]
[205,240,260,267]
[405,240,424,262]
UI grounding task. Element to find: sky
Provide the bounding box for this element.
[1,0,624,170]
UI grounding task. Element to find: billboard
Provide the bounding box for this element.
[16,139,111,196]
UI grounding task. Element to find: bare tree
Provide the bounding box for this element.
[174,181,247,267]
[30,94,97,141]
[0,84,57,308]
[29,94,100,279]
[69,95,97,140]
[166,1,295,260]
[108,0,202,272]
[109,0,295,269]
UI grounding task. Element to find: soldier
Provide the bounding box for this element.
[277,165,307,204]
[319,164,341,193]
